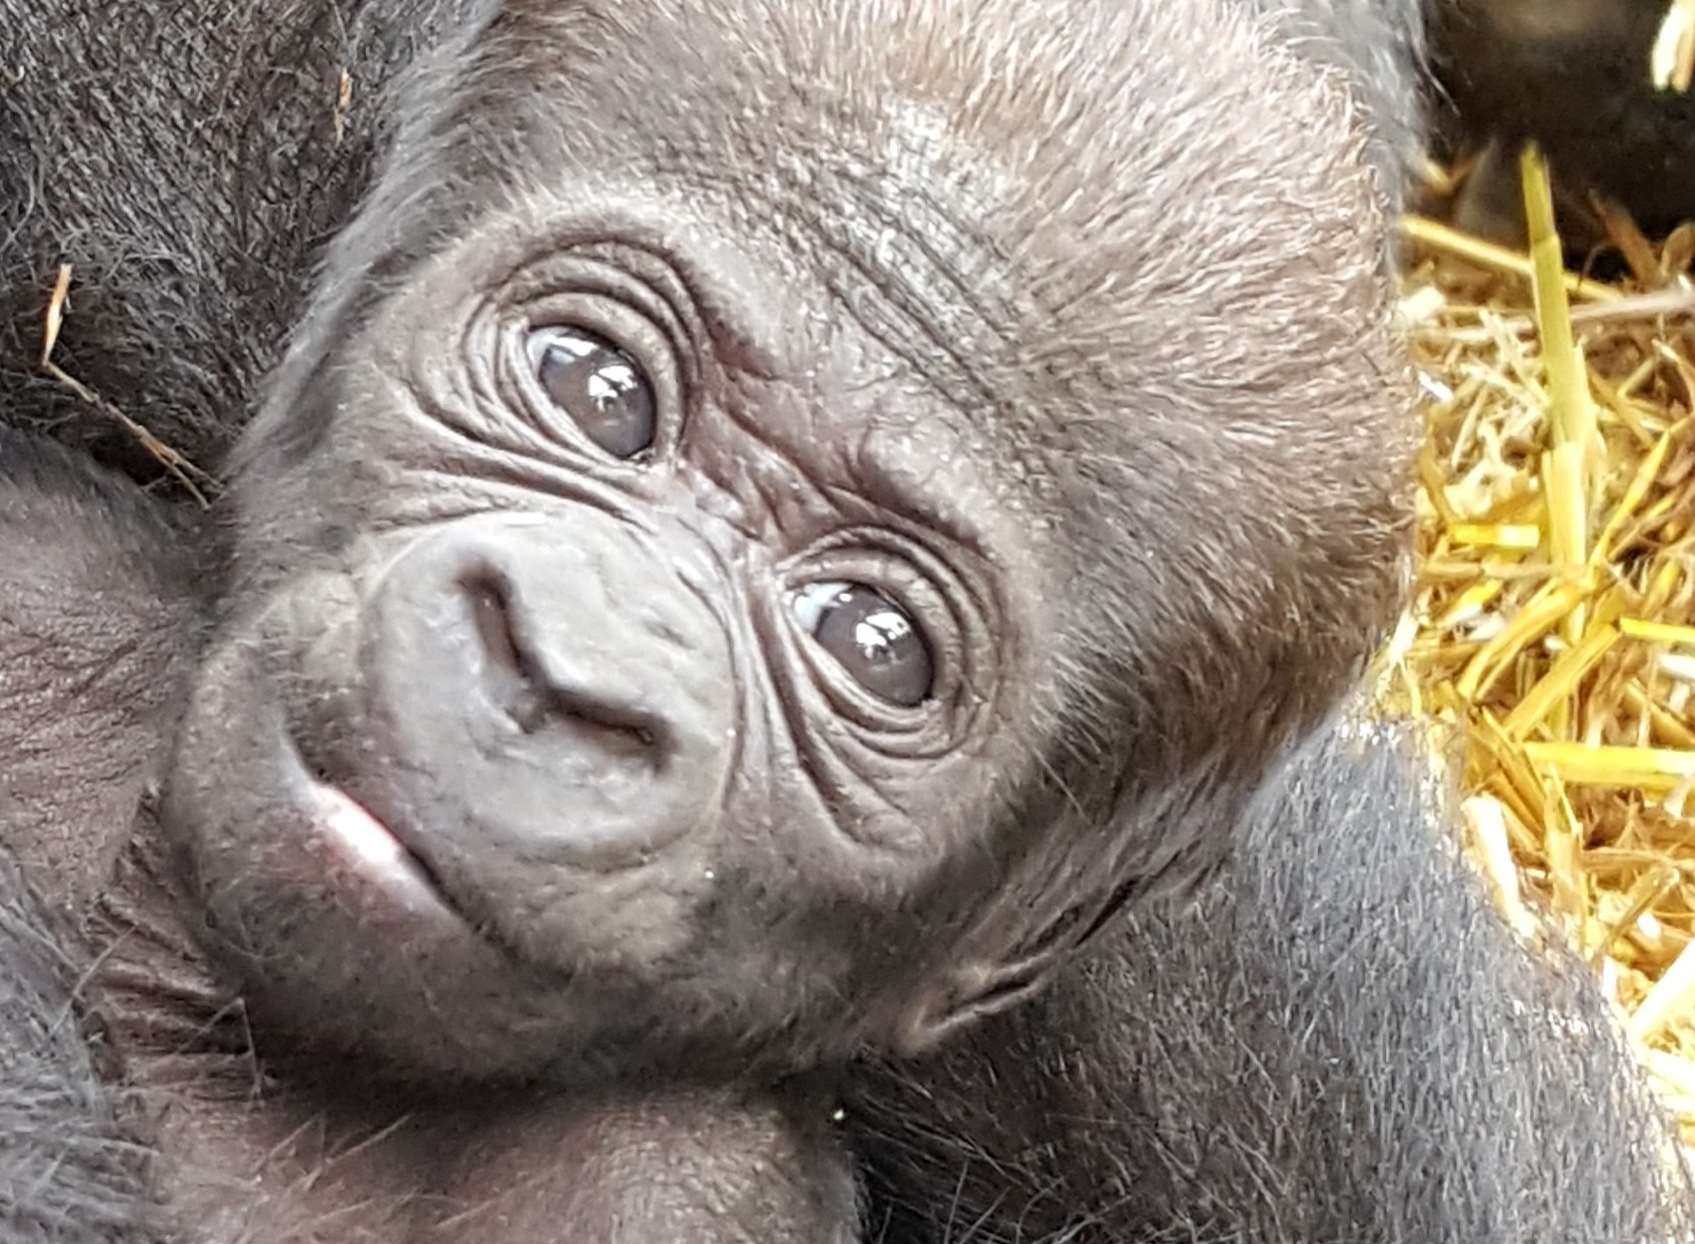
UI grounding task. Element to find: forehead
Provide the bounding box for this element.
[470,2,1098,431]
[471,0,1363,334]
[474,1,1103,281]
[452,0,1381,489]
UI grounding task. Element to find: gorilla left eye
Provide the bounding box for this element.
[527,326,656,458]
[792,582,933,707]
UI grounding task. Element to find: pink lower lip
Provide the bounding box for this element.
[310,783,457,921]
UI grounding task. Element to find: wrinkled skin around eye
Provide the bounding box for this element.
[529,326,656,457]
[793,582,934,707]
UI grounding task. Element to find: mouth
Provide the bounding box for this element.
[280,732,467,930]
[310,782,460,916]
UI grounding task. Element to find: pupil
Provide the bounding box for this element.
[588,362,640,413]
[852,609,915,666]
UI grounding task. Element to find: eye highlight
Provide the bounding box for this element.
[792,581,933,707]
[526,326,656,457]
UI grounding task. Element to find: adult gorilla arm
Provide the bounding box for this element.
[6,0,1690,1240]
[853,719,1695,1242]
[1430,0,1695,241]
[0,877,153,1242]
[0,429,199,906]
[0,0,472,482]
[0,429,196,1241]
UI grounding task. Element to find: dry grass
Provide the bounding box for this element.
[36,263,215,505]
[1383,148,1695,1148]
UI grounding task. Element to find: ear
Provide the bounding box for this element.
[890,950,1064,1057]
[889,857,1158,1055]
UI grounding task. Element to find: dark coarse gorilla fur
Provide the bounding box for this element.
[1429,0,1695,241]
[1,869,149,1241]
[0,0,477,482]
[2,0,1692,1240]
[856,720,1695,1241]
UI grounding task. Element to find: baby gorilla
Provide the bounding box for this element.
[5,430,1688,1241]
[161,0,1417,1082]
[4,0,1694,1240]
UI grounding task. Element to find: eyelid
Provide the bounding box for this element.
[497,247,696,411]
[781,547,953,730]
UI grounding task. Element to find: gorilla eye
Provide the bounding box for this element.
[528,327,656,457]
[792,581,933,707]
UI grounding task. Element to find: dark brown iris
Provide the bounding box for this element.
[799,583,933,707]
[531,327,656,457]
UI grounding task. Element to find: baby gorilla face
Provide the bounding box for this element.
[160,0,1411,1083]
[163,188,1054,1080]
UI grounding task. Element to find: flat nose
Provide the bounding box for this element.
[363,512,735,868]
[465,577,665,762]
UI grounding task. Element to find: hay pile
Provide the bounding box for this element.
[1384,150,1695,1145]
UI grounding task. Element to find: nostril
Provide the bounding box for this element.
[466,575,545,730]
[461,574,665,758]
[470,579,524,681]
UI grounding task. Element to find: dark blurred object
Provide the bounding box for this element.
[1431,0,1695,244]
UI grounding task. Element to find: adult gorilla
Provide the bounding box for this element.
[2,1,1689,1240]
[1430,0,1695,242]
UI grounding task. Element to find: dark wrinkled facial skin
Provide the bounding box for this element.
[161,0,1415,1081]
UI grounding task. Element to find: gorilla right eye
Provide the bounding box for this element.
[527,326,656,457]
[792,582,934,707]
